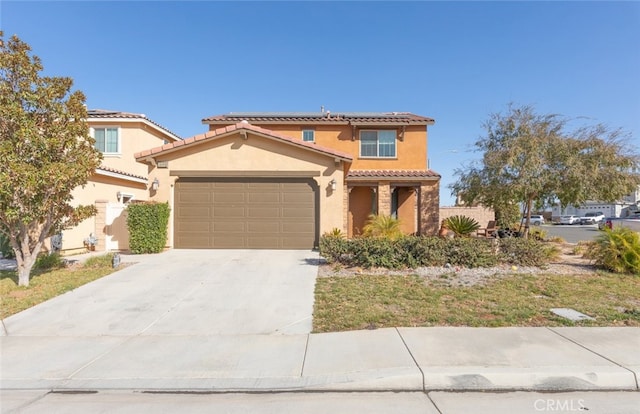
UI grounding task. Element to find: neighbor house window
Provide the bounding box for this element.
[92,127,119,154]
[302,129,315,142]
[360,130,396,158]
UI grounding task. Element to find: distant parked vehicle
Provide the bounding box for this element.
[601,213,640,232]
[579,212,605,225]
[521,215,545,226]
[559,215,580,225]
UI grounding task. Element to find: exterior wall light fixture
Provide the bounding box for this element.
[330,179,337,191]
[151,178,160,190]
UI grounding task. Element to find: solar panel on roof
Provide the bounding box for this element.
[224,112,413,118]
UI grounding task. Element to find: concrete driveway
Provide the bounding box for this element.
[2,249,320,336]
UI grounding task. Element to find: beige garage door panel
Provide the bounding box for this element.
[175,178,316,249]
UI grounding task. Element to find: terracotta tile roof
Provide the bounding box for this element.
[135,122,353,162]
[347,169,441,179]
[96,165,147,181]
[203,112,435,126]
[88,109,181,140]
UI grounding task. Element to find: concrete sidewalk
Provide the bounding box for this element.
[1,327,638,392]
[1,250,639,395]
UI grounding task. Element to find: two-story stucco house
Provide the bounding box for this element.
[134,111,440,250]
[63,110,181,253]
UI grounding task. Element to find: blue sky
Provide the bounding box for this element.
[2,1,639,205]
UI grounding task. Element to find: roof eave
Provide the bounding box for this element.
[89,116,181,141]
[94,168,148,184]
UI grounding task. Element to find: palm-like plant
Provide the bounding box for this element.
[443,215,481,237]
[362,214,403,240]
[589,227,640,274]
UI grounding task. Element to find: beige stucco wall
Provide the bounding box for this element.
[439,206,496,228]
[146,131,346,247]
[90,120,171,178]
[209,123,429,171]
[55,121,176,253]
[61,176,148,253]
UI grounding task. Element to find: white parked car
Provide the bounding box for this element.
[559,215,580,225]
[521,215,545,226]
[579,212,605,224]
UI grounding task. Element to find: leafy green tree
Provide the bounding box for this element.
[0,32,102,286]
[451,104,640,237]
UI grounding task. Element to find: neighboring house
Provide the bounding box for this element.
[62,110,181,253]
[551,186,640,220]
[135,111,440,250]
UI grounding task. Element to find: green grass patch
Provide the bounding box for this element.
[0,254,119,319]
[313,272,640,332]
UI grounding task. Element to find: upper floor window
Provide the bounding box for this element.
[360,130,396,158]
[92,127,120,154]
[302,129,315,142]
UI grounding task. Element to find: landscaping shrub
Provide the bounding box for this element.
[34,253,65,271]
[127,202,170,254]
[319,232,350,264]
[397,236,448,268]
[588,227,640,275]
[344,237,399,268]
[445,237,498,267]
[319,235,512,269]
[84,253,115,268]
[443,215,480,237]
[498,238,558,267]
[0,232,15,259]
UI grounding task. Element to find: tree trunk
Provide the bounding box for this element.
[14,240,42,287]
[18,263,34,287]
[523,198,534,238]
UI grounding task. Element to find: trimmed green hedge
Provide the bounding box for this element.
[319,235,555,269]
[126,202,170,254]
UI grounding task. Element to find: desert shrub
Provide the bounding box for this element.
[83,253,115,268]
[34,253,65,271]
[348,237,407,269]
[588,227,640,274]
[443,215,480,237]
[127,202,170,254]
[0,232,15,259]
[362,214,403,240]
[319,234,560,270]
[319,232,350,264]
[529,227,547,241]
[445,237,498,267]
[498,238,559,267]
[397,236,448,268]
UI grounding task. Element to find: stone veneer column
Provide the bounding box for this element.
[377,182,391,216]
[94,200,107,252]
[419,181,440,235]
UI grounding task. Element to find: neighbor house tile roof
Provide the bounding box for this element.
[88,109,181,140]
[135,122,353,162]
[347,169,441,180]
[203,112,435,126]
[96,165,147,181]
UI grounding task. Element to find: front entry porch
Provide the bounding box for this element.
[344,171,440,238]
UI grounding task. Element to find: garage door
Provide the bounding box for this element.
[174,178,317,249]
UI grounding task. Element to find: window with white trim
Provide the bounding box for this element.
[92,127,120,154]
[360,130,396,158]
[302,129,315,142]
